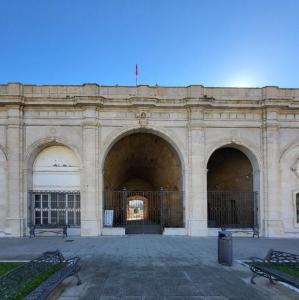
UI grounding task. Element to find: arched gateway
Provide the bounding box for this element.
[103,132,184,234]
[207,146,260,229]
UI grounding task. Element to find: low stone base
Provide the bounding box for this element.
[102,227,126,235]
[80,220,99,236]
[163,228,187,235]
[188,220,208,236]
[208,228,256,237]
[265,220,285,237]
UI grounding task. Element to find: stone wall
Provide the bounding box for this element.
[0,82,299,237]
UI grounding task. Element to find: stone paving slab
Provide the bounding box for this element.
[0,235,299,299]
[0,235,299,261]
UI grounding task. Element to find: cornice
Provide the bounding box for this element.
[0,83,299,110]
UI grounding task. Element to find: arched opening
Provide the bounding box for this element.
[103,132,183,233]
[30,145,81,230]
[127,195,149,221]
[207,146,259,229]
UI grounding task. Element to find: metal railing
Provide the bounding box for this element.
[103,190,184,229]
[208,191,258,228]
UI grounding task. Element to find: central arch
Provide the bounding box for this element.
[103,131,184,234]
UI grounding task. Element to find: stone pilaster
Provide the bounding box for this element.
[263,110,283,237]
[80,107,100,236]
[6,106,23,236]
[188,109,208,236]
[0,152,7,236]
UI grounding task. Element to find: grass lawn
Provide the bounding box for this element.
[0,262,64,300]
[247,262,299,278]
[0,262,22,276]
[268,263,299,278]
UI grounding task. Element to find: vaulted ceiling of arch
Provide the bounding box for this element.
[104,133,181,191]
[207,147,253,192]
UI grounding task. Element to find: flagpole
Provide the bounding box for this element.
[135,64,138,86]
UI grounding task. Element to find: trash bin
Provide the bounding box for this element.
[218,230,232,266]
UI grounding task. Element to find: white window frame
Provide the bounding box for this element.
[32,191,80,227]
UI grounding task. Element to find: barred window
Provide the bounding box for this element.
[31,192,80,226]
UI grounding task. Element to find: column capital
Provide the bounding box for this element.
[81,119,100,128]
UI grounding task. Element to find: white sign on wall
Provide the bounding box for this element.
[104,210,114,226]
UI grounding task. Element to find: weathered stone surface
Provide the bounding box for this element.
[0,83,299,237]
[1,236,299,299]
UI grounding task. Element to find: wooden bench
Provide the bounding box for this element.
[250,249,299,288]
[30,225,68,238]
[0,250,80,300]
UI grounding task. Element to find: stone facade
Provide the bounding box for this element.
[0,82,299,237]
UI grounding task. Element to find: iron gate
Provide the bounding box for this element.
[103,190,183,234]
[207,191,258,228]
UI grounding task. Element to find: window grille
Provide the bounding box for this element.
[30,191,80,227]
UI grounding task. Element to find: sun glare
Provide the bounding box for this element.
[226,76,258,88]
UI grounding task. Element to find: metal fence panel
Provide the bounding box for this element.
[208,191,258,228]
[103,190,184,231]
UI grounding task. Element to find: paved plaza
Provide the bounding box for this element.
[0,236,299,299]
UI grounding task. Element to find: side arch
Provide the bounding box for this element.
[206,140,261,229]
[23,138,82,232]
[206,139,262,173]
[280,142,299,164]
[279,142,299,233]
[24,137,82,172]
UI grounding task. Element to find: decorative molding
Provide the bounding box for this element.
[1,83,299,109]
[291,159,299,177]
[135,111,149,127]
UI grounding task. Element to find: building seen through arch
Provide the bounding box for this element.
[0,83,299,238]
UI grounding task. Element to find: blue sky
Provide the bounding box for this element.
[1,0,298,87]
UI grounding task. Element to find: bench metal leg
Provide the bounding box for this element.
[29,227,35,238]
[251,273,258,285]
[269,276,275,285]
[75,273,82,285]
[63,225,68,238]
